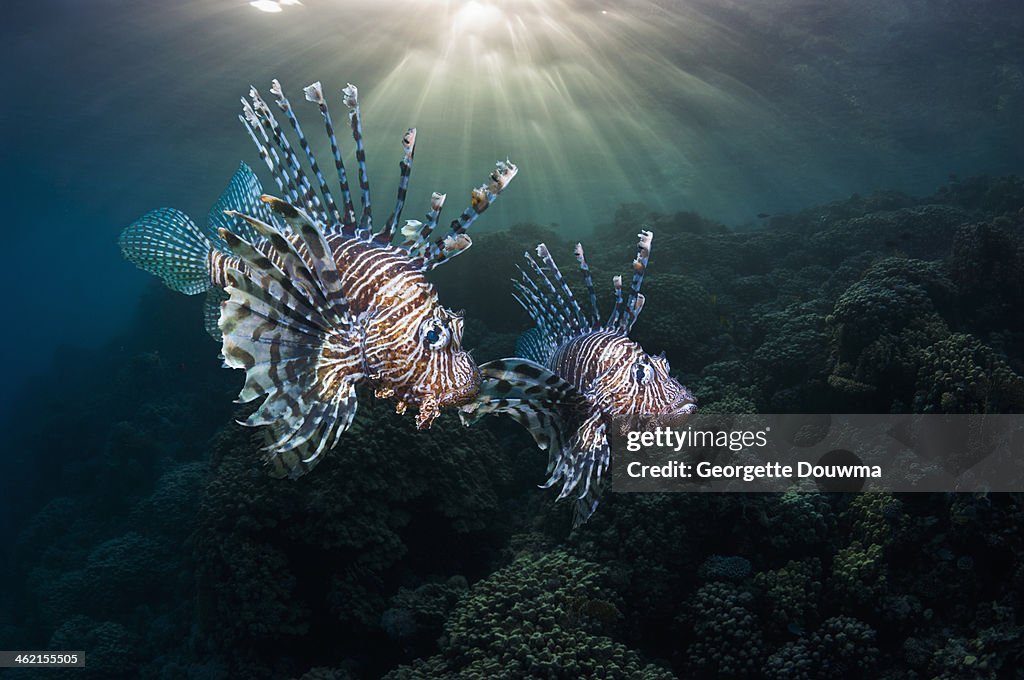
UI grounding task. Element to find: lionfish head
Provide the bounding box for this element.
[412,306,480,412]
[603,347,697,429]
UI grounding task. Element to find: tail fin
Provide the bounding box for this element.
[119,207,212,295]
[119,162,274,299]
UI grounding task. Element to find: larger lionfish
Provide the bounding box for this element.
[120,79,517,477]
[461,231,696,525]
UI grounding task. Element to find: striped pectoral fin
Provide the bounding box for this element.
[572,474,606,528]
[218,199,363,460]
[477,358,581,404]
[465,358,610,526]
[544,409,610,527]
[261,380,359,479]
[462,357,582,453]
[222,201,348,323]
[222,289,364,462]
[460,396,565,453]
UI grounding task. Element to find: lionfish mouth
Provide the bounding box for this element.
[663,401,698,425]
[437,369,482,409]
[629,401,698,430]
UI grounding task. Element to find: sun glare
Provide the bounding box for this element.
[249,0,283,12]
[232,0,774,226]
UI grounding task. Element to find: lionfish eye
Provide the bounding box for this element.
[420,318,451,351]
[634,361,651,385]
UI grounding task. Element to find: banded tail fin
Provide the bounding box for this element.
[461,358,609,527]
[119,207,213,295]
[120,162,274,299]
[218,210,362,461]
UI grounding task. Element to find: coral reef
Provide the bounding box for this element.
[188,395,530,677]
[383,549,674,679]
[682,581,766,678]
[763,615,879,679]
[3,175,1024,678]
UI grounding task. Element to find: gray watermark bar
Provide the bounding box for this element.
[0,651,85,668]
[610,414,1024,492]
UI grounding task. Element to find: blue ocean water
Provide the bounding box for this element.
[3,0,1021,406]
[1,0,1023,678]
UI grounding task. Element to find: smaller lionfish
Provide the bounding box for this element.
[120,79,516,477]
[461,231,696,525]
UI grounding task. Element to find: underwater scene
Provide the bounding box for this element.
[3,0,1024,677]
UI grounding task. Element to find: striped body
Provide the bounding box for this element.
[209,235,476,425]
[329,237,477,423]
[549,330,694,423]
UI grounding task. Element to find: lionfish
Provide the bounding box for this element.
[461,231,696,525]
[120,79,517,477]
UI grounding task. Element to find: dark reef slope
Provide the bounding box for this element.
[2,175,1023,679]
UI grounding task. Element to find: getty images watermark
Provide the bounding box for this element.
[611,414,1024,493]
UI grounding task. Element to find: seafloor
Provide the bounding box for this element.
[2,175,1023,679]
